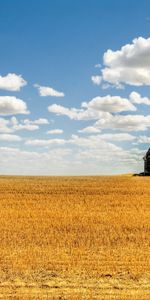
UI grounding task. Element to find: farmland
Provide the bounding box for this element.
[0,175,150,299]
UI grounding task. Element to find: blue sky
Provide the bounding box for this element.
[0,0,150,175]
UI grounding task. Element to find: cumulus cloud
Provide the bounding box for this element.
[10,117,38,131]
[0,146,75,175]
[70,134,135,148]
[78,126,101,133]
[34,84,65,97]
[93,133,136,141]
[0,96,29,116]
[0,73,27,91]
[13,123,39,131]
[0,135,142,175]
[0,118,14,133]
[129,91,150,105]
[70,136,123,158]
[25,133,135,150]
[138,135,150,143]
[0,116,50,133]
[84,95,136,113]
[93,37,150,87]
[10,117,50,131]
[48,94,136,121]
[76,148,138,166]
[25,135,130,173]
[47,129,63,134]
[25,138,66,146]
[91,75,102,85]
[0,134,22,141]
[95,114,150,131]
[48,103,112,121]
[30,118,49,125]
[47,90,150,132]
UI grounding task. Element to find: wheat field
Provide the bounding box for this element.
[0,175,150,299]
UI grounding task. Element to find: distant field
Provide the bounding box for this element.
[0,175,150,299]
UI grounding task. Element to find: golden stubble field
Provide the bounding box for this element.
[0,175,150,299]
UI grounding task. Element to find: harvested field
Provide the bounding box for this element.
[0,175,150,299]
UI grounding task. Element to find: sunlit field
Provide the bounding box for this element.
[0,175,150,299]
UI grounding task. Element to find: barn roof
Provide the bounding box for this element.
[145,148,150,158]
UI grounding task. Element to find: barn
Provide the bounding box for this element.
[143,148,150,175]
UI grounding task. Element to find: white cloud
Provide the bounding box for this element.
[0,116,49,134]
[0,115,49,134]
[0,73,27,91]
[78,126,101,133]
[84,95,136,113]
[91,75,102,85]
[95,133,136,141]
[0,146,75,175]
[30,118,49,125]
[0,118,13,133]
[94,64,101,68]
[48,94,136,121]
[0,134,22,141]
[94,37,150,87]
[70,134,135,148]
[47,129,63,134]
[34,84,65,97]
[25,133,135,150]
[138,135,150,143]
[25,138,66,146]
[0,136,143,175]
[79,115,150,134]
[0,96,29,116]
[23,118,49,125]
[95,114,150,131]
[9,117,50,132]
[11,116,18,126]
[47,91,150,133]
[48,103,112,121]
[129,91,150,105]
[13,123,39,131]
[11,117,38,131]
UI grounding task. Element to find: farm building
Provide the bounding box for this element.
[143,148,150,175]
